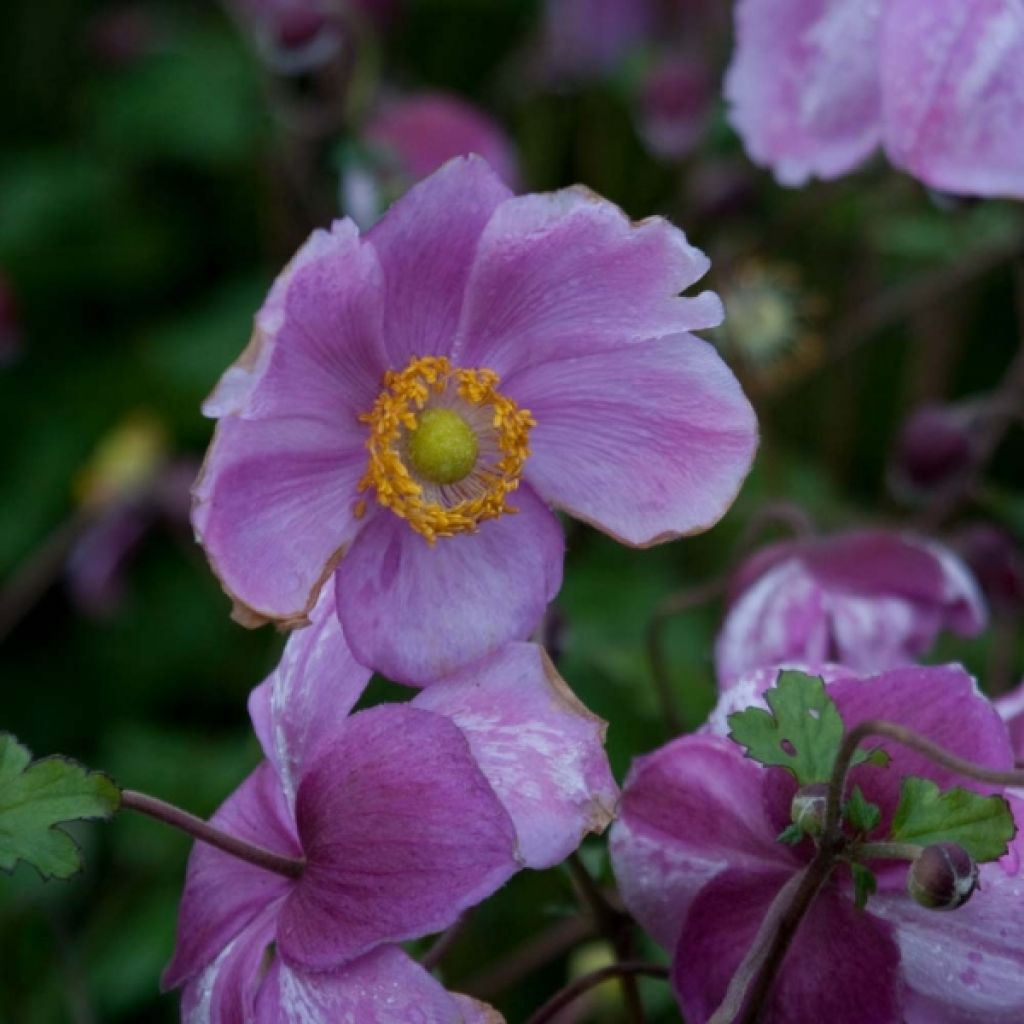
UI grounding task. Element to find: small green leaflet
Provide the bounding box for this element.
[0,734,121,880]
[727,671,888,786]
[890,777,1016,863]
[844,786,881,836]
[777,823,806,845]
[850,863,877,910]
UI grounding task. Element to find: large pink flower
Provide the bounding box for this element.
[194,156,757,683]
[164,588,618,1022]
[725,0,1024,198]
[715,529,986,684]
[611,663,1024,1023]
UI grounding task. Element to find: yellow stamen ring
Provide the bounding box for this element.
[357,356,535,542]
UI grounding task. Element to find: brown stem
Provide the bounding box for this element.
[525,962,669,1024]
[120,790,305,880]
[646,578,726,736]
[566,852,645,1024]
[421,913,469,972]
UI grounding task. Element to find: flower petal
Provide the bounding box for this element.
[872,854,1024,1023]
[163,764,300,989]
[366,155,512,368]
[255,946,494,1024]
[248,586,372,810]
[452,188,722,379]
[412,642,618,868]
[335,487,563,684]
[724,0,883,185]
[202,219,385,424]
[181,909,277,1024]
[507,334,756,546]
[610,734,793,951]
[192,414,366,629]
[881,0,1024,199]
[674,870,902,1024]
[277,704,518,969]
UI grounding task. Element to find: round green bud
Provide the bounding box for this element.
[790,783,830,836]
[907,843,978,911]
[406,408,478,485]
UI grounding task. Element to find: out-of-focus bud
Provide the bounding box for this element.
[74,413,168,511]
[956,523,1024,614]
[907,842,978,910]
[890,404,976,500]
[0,273,21,367]
[790,783,829,836]
[635,56,713,161]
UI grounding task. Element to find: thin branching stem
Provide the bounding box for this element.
[524,962,669,1024]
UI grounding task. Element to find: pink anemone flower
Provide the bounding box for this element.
[194,156,757,684]
[611,663,1024,1023]
[725,0,1024,198]
[164,588,618,1022]
[715,529,986,685]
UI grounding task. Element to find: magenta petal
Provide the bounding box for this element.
[203,219,385,424]
[193,414,366,628]
[674,870,902,1024]
[277,704,518,969]
[366,155,511,368]
[610,734,792,951]
[412,642,618,868]
[872,856,1024,1023]
[163,764,300,989]
[255,946,492,1024]
[181,908,277,1024]
[336,487,563,684]
[831,664,1014,827]
[452,188,722,379]
[725,0,882,186]
[509,334,756,546]
[248,586,372,809]
[881,0,1024,200]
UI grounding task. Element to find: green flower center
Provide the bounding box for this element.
[406,407,479,485]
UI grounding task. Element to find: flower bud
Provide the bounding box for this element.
[907,842,978,910]
[790,783,830,836]
[957,523,1024,614]
[891,405,974,498]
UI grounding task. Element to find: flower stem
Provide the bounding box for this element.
[524,962,669,1024]
[120,789,305,880]
[853,841,923,862]
[566,852,645,1024]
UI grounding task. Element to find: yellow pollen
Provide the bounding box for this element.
[407,408,478,484]
[357,356,535,542]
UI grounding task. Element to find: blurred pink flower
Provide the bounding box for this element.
[726,0,1024,197]
[540,0,656,80]
[715,530,986,684]
[164,588,616,1021]
[636,56,714,160]
[612,663,1024,1023]
[194,157,756,683]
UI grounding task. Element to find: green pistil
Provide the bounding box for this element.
[406,407,478,485]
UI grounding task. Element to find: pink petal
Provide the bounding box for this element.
[725,0,883,185]
[872,854,1024,1023]
[277,704,518,970]
[830,664,1015,828]
[366,155,512,368]
[181,908,278,1024]
[610,734,793,951]
[508,334,756,546]
[335,487,563,685]
[881,0,1024,199]
[192,415,366,627]
[163,764,300,989]
[248,586,372,810]
[451,188,722,379]
[202,219,385,423]
[255,946,494,1024]
[674,870,902,1024]
[996,681,1024,757]
[412,642,618,868]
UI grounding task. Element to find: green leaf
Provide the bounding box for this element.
[777,823,806,846]
[844,786,881,836]
[727,671,846,785]
[0,734,121,880]
[890,777,1016,863]
[850,864,877,910]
